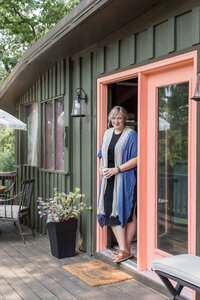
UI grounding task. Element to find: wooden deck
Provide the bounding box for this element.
[0,223,167,300]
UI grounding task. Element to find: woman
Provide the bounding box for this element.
[97,106,137,263]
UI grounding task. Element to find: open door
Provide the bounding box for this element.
[107,78,138,261]
[97,51,197,272]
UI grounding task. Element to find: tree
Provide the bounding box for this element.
[0,0,80,82]
[0,129,15,172]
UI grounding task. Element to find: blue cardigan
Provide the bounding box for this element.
[97,128,137,228]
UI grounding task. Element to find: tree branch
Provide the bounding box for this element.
[13,7,37,41]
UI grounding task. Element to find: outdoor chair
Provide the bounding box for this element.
[0,178,35,244]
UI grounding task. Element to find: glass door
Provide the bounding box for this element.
[146,59,196,269]
[157,82,189,255]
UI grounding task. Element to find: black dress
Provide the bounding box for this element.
[104,131,135,226]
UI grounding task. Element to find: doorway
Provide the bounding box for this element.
[96,51,197,271]
[106,78,138,262]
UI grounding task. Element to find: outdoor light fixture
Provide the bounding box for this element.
[71,88,88,117]
[192,73,200,101]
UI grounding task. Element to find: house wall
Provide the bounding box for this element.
[16,4,200,256]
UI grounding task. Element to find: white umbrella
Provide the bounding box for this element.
[159,117,170,131]
[0,109,27,130]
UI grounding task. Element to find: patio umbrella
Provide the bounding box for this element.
[0,109,27,130]
[159,117,170,131]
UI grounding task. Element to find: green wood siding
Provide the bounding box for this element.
[155,21,168,57]
[94,8,200,74]
[120,35,135,67]
[17,62,69,235]
[105,41,119,72]
[16,6,200,255]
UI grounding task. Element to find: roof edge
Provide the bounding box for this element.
[0,0,108,99]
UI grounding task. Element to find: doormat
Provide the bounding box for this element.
[62,260,133,286]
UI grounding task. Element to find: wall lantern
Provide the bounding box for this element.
[192,73,200,100]
[71,88,88,117]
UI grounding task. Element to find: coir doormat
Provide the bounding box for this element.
[62,260,133,286]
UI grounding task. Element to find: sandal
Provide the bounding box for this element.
[113,250,132,263]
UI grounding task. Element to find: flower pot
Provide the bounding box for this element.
[47,219,78,259]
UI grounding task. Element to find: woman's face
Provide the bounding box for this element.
[111,112,125,131]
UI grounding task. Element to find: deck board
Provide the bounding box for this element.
[0,223,167,300]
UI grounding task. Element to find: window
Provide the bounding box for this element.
[157,82,188,255]
[42,98,64,170]
[25,103,39,166]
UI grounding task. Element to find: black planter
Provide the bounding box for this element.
[47,219,78,259]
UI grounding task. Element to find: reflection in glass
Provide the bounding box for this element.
[25,103,38,166]
[45,101,53,169]
[56,99,64,170]
[157,82,188,255]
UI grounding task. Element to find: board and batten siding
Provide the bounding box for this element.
[16,6,200,254]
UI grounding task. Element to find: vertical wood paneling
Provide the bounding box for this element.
[53,100,56,170]
[42,75,45,101]
[58,173,62,192]
[155,21,168,57]
[45,71,49,100]
[192,7,200,45]
[28,89,32,103]
[32,86,35,102]
[105,41,119,72]
[52,65,56,97]
[81,53,93,253]
[41,171,46,232]
[120,35,135,68]
[57,62,61,95]
[64,58,70,173]
[60,60,65,95]
[50,172,54,197]
[167,17,175,53]
[176,11,193,50]
[72,58,81,192]
[46,173,50,198]
[25,91,28,104]
[49,68,53,99]
[97,47,105,74]
[33,166,39,231]
[71,57,81,246]
[147,26,154,59]
[136,30,148,63]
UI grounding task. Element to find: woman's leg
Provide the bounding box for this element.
[111,225,129,253]
[125,207,137,252]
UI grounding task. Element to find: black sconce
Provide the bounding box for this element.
[71,88,88,117]
[192,73,200,101]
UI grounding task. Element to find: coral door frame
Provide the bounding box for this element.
[96,51,197,271]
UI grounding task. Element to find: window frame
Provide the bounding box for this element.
[41,96,64,171]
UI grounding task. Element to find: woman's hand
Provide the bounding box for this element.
[103,167,118,178]
[99,167,104,176]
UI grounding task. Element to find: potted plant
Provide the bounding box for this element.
[38,187,91,259]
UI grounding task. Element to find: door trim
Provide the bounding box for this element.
[96,51,197,271]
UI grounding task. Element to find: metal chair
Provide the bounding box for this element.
[0,178,35,243]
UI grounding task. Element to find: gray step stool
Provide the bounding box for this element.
[152,254,200,299]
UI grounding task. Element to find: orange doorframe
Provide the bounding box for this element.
[147,63,197,269]
[96,51,197,271]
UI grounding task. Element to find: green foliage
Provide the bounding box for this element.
[0,0,80,82]
[158,83,189,170]
[0,129,15,172]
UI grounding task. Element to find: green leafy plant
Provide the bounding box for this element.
[0,129,15,172]
[38,187,91,223]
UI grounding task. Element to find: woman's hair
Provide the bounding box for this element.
[108,106,128,127]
